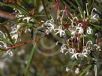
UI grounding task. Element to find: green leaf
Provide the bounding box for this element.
[79,65,92,76]
[24,45,36,76]
[91,23,102,30]
[75,0,83,18]
[87,0,94,12]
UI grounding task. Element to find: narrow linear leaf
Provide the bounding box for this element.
[24,45,36,76]
[79,65,92,76]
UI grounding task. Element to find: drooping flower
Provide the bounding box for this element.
[75,68,80,74]
[54,26,65,37]
[10,24,21,42]
[68,23,84,36]
[0,41,7,49]
[66,67,70,72]
[76,23,84,34]
[71,53,79,59]
[81,47,89,57]
[43,19,55,34]
[68,48,76,54]
[91,8,99,21]
[3,50,13,57]
[23,17,32,23]
[86,27,93,34]
[60,44,67,53]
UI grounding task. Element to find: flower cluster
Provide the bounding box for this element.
[40,3,101,60]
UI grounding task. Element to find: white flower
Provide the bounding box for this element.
[45,21,54,31]
[86,40,93,48]
[68,23,84,36]
[43,19,55,34]
[76,23,84,34]
[66,67,70,72]
[91,8,99,21]
[92,14,99,20]
[7,50,13,57]
[0,41,7,48]
[68,25,76,35]
[86,3,89,16]
[79,53,87,58]
[71,53,79,59]
[3,50,13,57]
[60,44,67,53]
[71,31,76,35]
[10,24,21,42]
[81,47,89,57]
[54,26,65,37]
[16,24,21,30]
[12,34,18,41]
[39,5,44,12]
[10,24,21,34]
[68,48,76,54]
[16,14,24,18]
[71,52,88,59]
[15,9,24,18]
[23,17,32,23]
[86,27,93,34]
[80,53,87,58]
[75,68,80,74]
[94,44,101,51]
[45,29,51,35]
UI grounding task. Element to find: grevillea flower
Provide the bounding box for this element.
[3,50,13,57]
[23,17,32,23]
[0,41,7,49]
[75,68,80,74]
[86,27,93,34]
[60,44,67,53]
[43,19,55,34]
[54,26,65,37]
[75,23,84,34]
[71,53,79,59]
[10,24,21,42]
[68,23,84,36]
[66,67,70,72]
[91,8,99,21]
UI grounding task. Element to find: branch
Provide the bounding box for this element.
[0,39,33,51]
[0,10,16,20]
[7,40,33,50]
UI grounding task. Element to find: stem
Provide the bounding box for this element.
[55,0,60,10]
[6,40,32,50]
[41,0,49,19]
[0,39,33,51]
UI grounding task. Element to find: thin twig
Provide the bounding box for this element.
[6,39,33,50]
[0,39,33,51]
